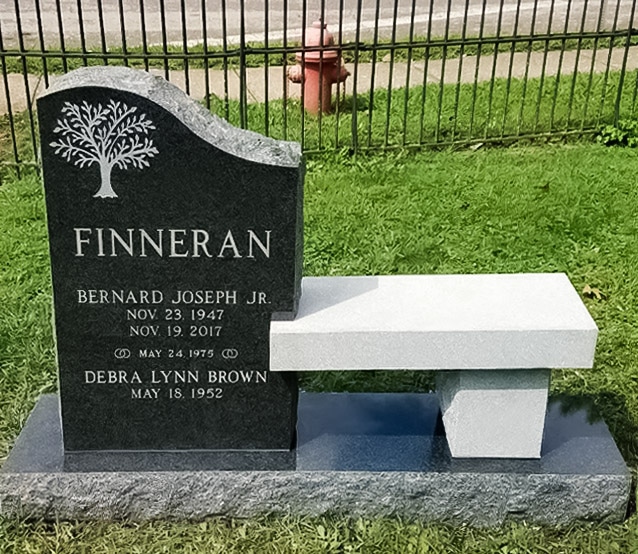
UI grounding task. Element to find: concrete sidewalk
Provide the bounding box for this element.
[2,46,637,115]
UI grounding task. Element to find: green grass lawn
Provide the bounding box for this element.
[212,69,638,152]
[2,141,638,551]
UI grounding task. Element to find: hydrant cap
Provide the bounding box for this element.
[305,20,336,47]
[296,20,339,62]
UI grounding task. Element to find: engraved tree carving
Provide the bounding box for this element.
[50,100,159,198]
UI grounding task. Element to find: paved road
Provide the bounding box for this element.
[1,0,636,50]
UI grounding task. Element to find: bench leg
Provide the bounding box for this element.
[435,369,550,459]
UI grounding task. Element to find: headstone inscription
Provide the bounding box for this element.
[37,66,303,463]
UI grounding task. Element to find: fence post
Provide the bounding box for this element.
[239,0,248,129]
[350,0,363,153]
[613,0,638,125]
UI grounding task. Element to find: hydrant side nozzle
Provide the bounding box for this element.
[338,64,350,83]
[287,65,303,84]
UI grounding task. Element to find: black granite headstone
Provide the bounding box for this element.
[37,67,303,456]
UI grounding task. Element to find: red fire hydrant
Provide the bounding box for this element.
[288,21,350,114]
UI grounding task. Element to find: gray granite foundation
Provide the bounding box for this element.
[0,392,630,526]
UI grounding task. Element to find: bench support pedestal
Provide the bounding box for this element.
[436,369,551,458]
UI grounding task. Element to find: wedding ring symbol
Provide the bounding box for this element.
[221,348,238,360]
[114,348,131,359]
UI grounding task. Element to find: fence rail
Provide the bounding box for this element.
[1,0,638,168]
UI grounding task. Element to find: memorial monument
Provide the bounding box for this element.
[0,66,630,526]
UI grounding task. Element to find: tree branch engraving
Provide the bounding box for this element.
[50,100,159,198]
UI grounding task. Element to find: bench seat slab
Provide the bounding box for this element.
[270,274,598,372]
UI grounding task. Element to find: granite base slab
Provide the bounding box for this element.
[0,393,630,526]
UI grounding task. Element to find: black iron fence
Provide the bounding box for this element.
[1,0,637,168]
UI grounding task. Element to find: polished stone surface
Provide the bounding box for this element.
[270,274,598,371]
[436,369,550,459]
[37,66,303,452]
[0,393,629,525]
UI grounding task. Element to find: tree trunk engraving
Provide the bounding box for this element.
[95,162,116,198]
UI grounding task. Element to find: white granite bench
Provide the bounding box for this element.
[270,273,598,459]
